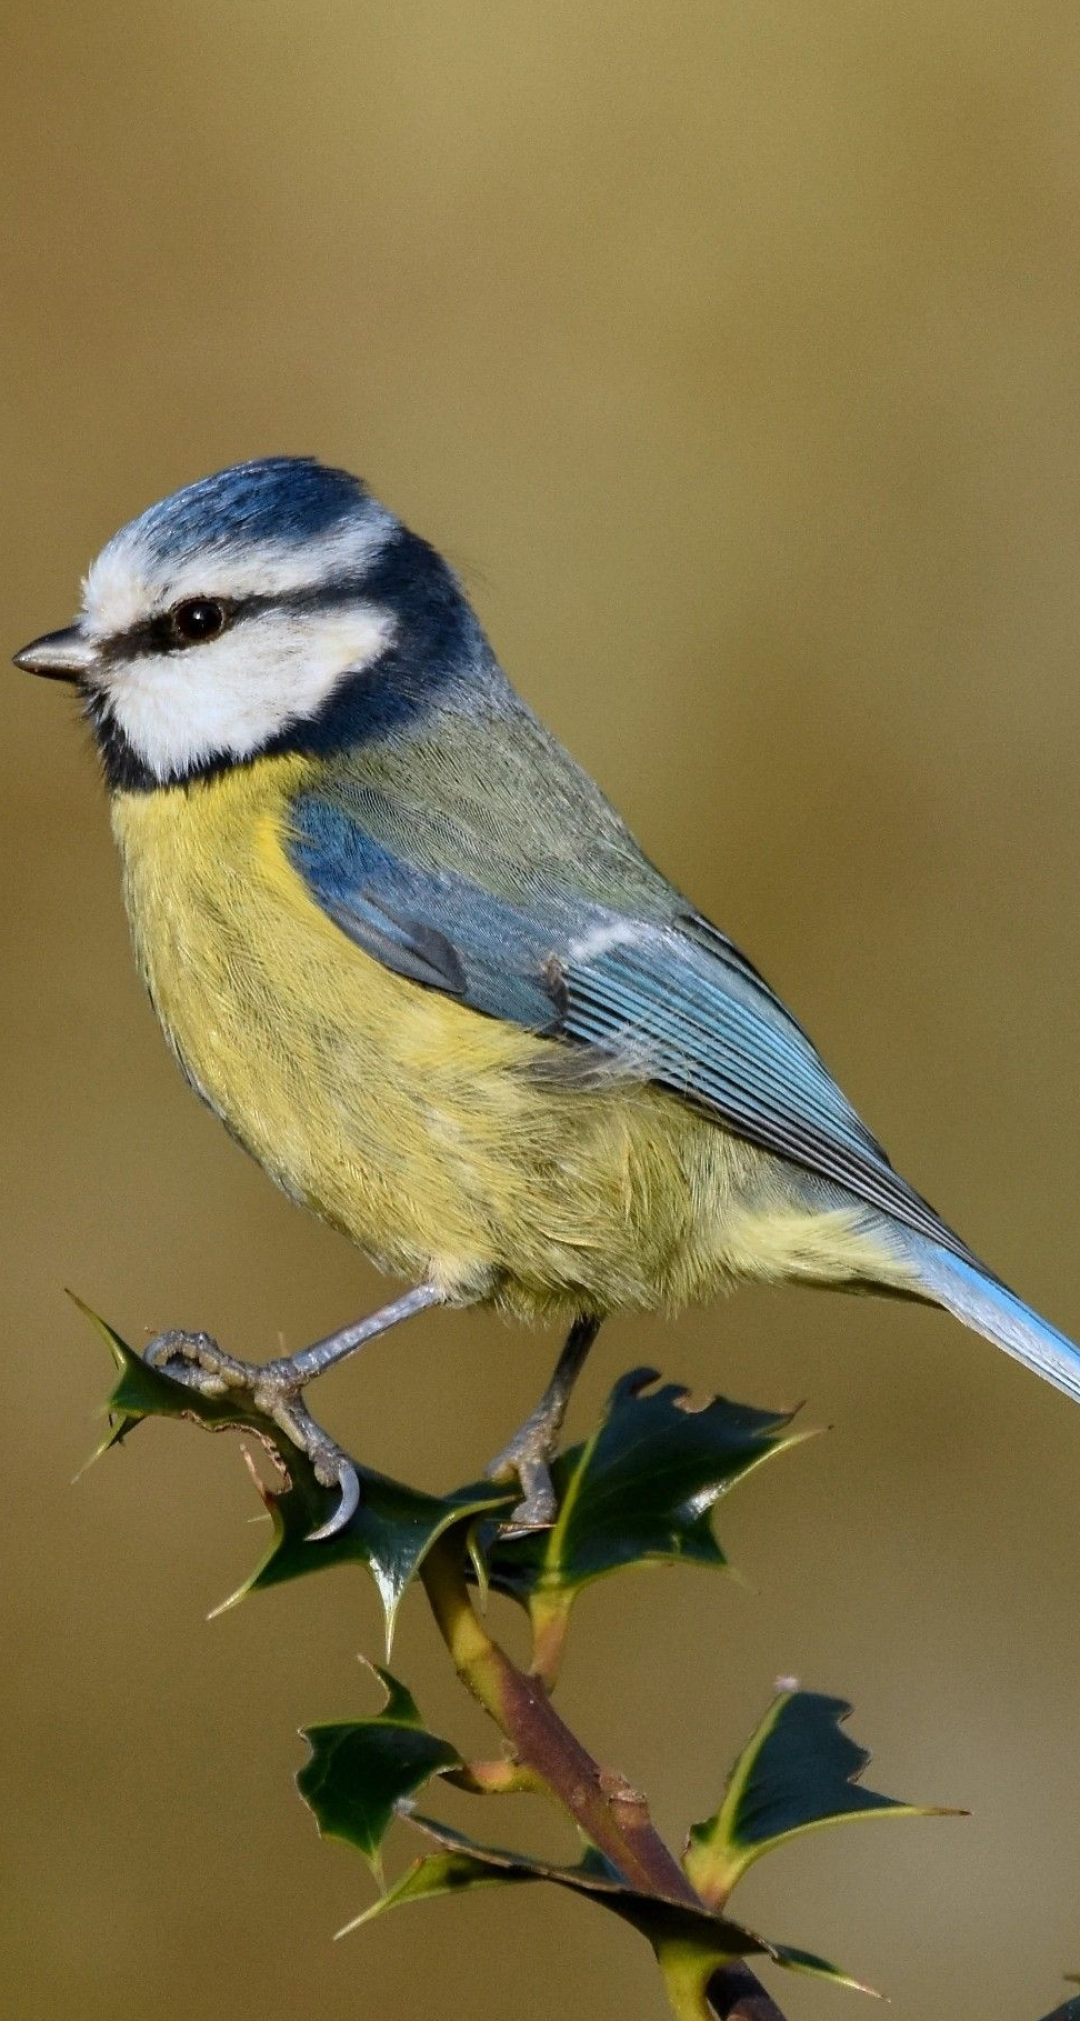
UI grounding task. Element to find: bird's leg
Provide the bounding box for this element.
[486,1316,601,1528]
[144,1283,444,1541]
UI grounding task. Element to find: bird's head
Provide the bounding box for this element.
[14,457,480,787]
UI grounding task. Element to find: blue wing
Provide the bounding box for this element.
[287,790,976,1264]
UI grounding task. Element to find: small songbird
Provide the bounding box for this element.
[14,457,1080,1533]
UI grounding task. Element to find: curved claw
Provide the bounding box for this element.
[306,1458,362,1543]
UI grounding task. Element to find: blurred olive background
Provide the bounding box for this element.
[2,4,1080,2016]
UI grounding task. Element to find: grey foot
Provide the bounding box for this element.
[144,1330,361,1541]
[485,1423,559,1530]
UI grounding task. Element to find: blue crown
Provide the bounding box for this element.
[125,457,372,565]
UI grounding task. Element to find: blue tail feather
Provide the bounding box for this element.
[912,1241,1080,1407]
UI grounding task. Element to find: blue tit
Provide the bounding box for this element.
[14,456,1080,1530]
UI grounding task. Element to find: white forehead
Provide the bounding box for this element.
[81,507,395,639]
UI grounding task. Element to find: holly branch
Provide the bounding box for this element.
[81,1302,960,2018]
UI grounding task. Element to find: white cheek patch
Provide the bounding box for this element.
[93,603,396,779]
[82,513,395,641]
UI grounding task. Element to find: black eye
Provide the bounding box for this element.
[168,598,229,645]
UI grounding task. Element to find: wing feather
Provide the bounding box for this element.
[288,780,975,1264]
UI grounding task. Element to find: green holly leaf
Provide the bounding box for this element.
[75,1293,269,1453]
[684,1688,954,1909]
[227,1454,513,1650]
[76,1298,514,1647]
[297,1668,462,1880]
[345,1820,653,1936]
[348,1844,537,1918]
[348,1815,876,1997]
[483,1368,801,1664]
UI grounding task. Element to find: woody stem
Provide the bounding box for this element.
[419,1535,787,2021]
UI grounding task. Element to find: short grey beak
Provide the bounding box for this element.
[13,624,98,683]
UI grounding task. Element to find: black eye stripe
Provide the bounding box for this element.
[97,573,381,664]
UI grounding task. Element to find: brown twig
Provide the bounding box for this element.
[705,1962,791,2020]
[420,1534,788,2021]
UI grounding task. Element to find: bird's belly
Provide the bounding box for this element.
[110,765,903,1320]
